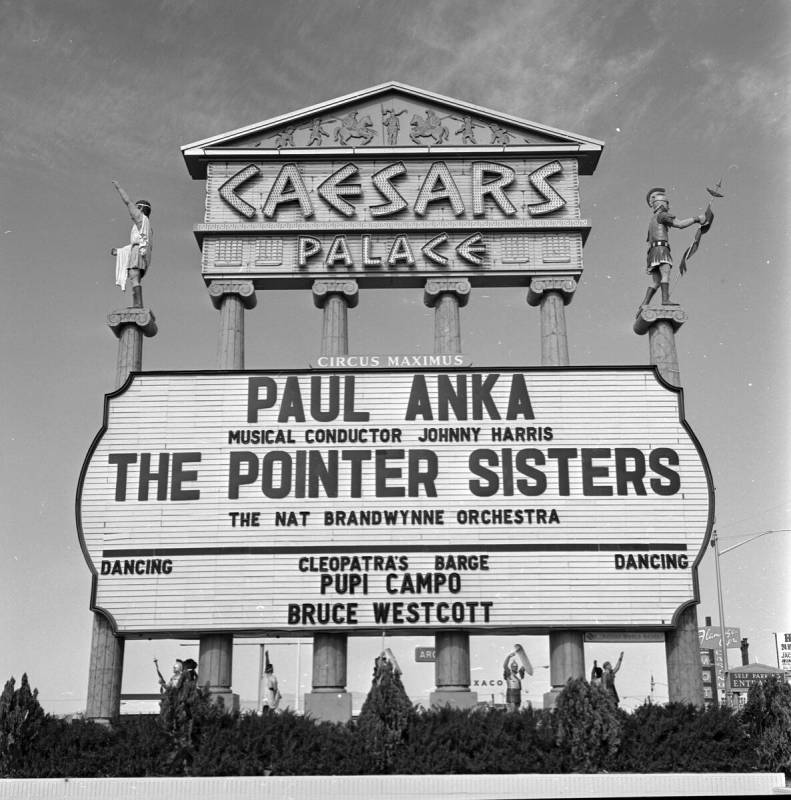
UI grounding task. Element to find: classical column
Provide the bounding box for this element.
[424,278,470,354]
[527,277,575,366]
[303,279,358,723]
[528,278,586,708]
[199,281,256,708]
[423,279,477,709]
[86,305,157,723]
[635,305,704,706]
[209,280,257,370]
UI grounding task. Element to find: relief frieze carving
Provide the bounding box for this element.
[240,99,540,150]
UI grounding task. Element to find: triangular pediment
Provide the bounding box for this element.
[182,82,603,177]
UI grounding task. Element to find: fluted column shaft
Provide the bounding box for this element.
[423,280,476,707]
[528,279,585,704]
[87,306,157,723]
[635,306,704,707]
[201,281,257,705]
[304,280,358,723]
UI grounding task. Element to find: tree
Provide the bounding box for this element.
[356,657,414,772]
[740,675,791,773]
[0,674,45,776]
[553,678,623,772]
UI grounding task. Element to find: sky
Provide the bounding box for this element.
[1,0,789,715]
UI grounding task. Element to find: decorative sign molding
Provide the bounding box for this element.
[78,367,712,636]
[182,82,605,176]
[182,83,602,289]
[197,157,587,288]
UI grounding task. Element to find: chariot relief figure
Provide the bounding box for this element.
[274,126,297,148]
[487,122,513,145]
[111,179,152,308]
[306,117,330,147]
[453,114,478,144]
[333,110,375,145]
[640,187,707,311]
[381,105,407,145]
[409,108,449,144]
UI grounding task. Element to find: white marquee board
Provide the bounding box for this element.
[77,367,713,636]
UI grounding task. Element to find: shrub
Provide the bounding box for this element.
[356,658,415,772]
[618,702,752,772]
[552,678,623,772]
[740,675,791,773]
[157,677,226,774]
[391,705,561,774]
[191,709,356,776]
[0,674,45,776]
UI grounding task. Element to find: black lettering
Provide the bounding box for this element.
[170,452,201,501]
[108,453,137,501]
[228,451,258,499]
[138,452,169,501]
[649,448,681,495]
[247,377,277,423]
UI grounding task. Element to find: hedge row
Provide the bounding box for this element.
[2,674,789,777]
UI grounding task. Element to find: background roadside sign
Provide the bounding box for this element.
[415,647,436,662]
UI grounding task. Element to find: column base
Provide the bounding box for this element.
[206,689,240,713]
[542,688,564,710]
[429,690,478,710]
[303,691,352,723]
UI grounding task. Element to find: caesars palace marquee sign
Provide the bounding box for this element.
[182,82,603,288]
[77,367,713,636]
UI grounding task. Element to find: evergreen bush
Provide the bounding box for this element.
[740,675,791,773]
[0,674,45,776]
[552,678,623,772]
[356,658,414,772]
[618,702,752,772]
[2,671,789,777]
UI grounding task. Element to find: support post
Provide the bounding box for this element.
[208,280,257,370]
[526,278,575,367]
[635,305,704,707]
[303,280,358,722]
[424,278,470,354]
[198,633,237,712]
[424,279,477,709]
[199,281,256,707]
[529,278,586,708]
[86,304,157,723]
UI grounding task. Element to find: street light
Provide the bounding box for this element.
[711,527,790,704]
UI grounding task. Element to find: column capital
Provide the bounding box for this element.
[423,278,471,308]
[208,280,257,310]
[312,279,359,309]
[526,277,576,307]
[107,307,157,338]
[634,305,687,335]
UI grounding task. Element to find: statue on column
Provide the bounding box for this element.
[502,644,533,711]
[601,651,624,704]
[261,651,282,711]
[155,657,185,691]
[111,179,152,308]
[639,187,707,313]
[373,647,402,684]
